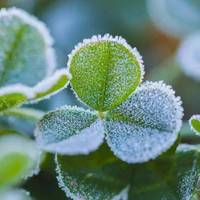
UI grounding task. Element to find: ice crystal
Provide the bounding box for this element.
[68,34,144,111]
[105,81,183,163]
[0,7,56,87]
[189,115,200,135]
[35,106,104,155]
[177,32,200,81]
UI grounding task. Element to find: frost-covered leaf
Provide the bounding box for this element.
[147,0,200,38]
[68,34,144,111]
[105,81,183,163]
[0,189,33,200]
[190,115,200,135]
[129,144,200,200]
[0,7,55,87]
[56,144,130,200]
[32,69,70,102]
[0,133,42,188]
[0,108,44,135]
[56,143,200,200]
[35,106,104,155]
[0,85,34,112]
[177,32,200,81]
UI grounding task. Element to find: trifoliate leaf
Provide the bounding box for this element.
[56,144,130,200]
[56,143,200,200]
[35,106,104,155]
[0,85,34,112]
[0,189,32,200]
[0,133,42,188]
[68,34,144,111]
[32,69,70,102]
[190,115,200,135]
[177,32,200,81]
[0,7,55,87]
[105,81,183,163]
[147,0,200,38]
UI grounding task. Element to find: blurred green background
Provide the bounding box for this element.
[0,0,199,199]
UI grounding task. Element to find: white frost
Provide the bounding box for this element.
[0,7,56,76]
[105,81,183,163]
[37,119,104,155]
[0,84,34,99]
[32,69,70,102]
[177,32,200,81]
[0,134,42,178]
[189,114,200,135]
[67,33,145,83]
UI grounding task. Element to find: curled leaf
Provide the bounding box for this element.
[0,85,34,112]
[0,7,55,87]
[68,34,144,111]
[190,115,200,135]
[32,69,70,102]
[0,133,42,188]
[105,81,183,163]
[35,106,104,155]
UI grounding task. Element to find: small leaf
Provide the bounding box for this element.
[190,115,200,135]
[56,144,130,200]
[56,143,200,200]
[0,189,33,200]
[105,81,183,163]
[68,34,144,111]
[0,7,55,87]
[0,85,34,112]
[0,133,42,188]
[35,106,104,155]
[32,69,70,102]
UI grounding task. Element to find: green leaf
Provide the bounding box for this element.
[0,85,34,112]
[0,7,55,87]
[190,115,200,135]
[35,106,104,155]
[32,69,70,102]
[0,133,42,188]
[55,143,200,200]
[129,144,200,200]
[0,69,70,112]
[56,144,130,200]
[0,189,33,200]
[105,81,183,163]
[69,34,144,111]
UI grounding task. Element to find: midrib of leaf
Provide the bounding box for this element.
[0,25,28,85]
[99,42,112,111]
[107,112,172,133]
